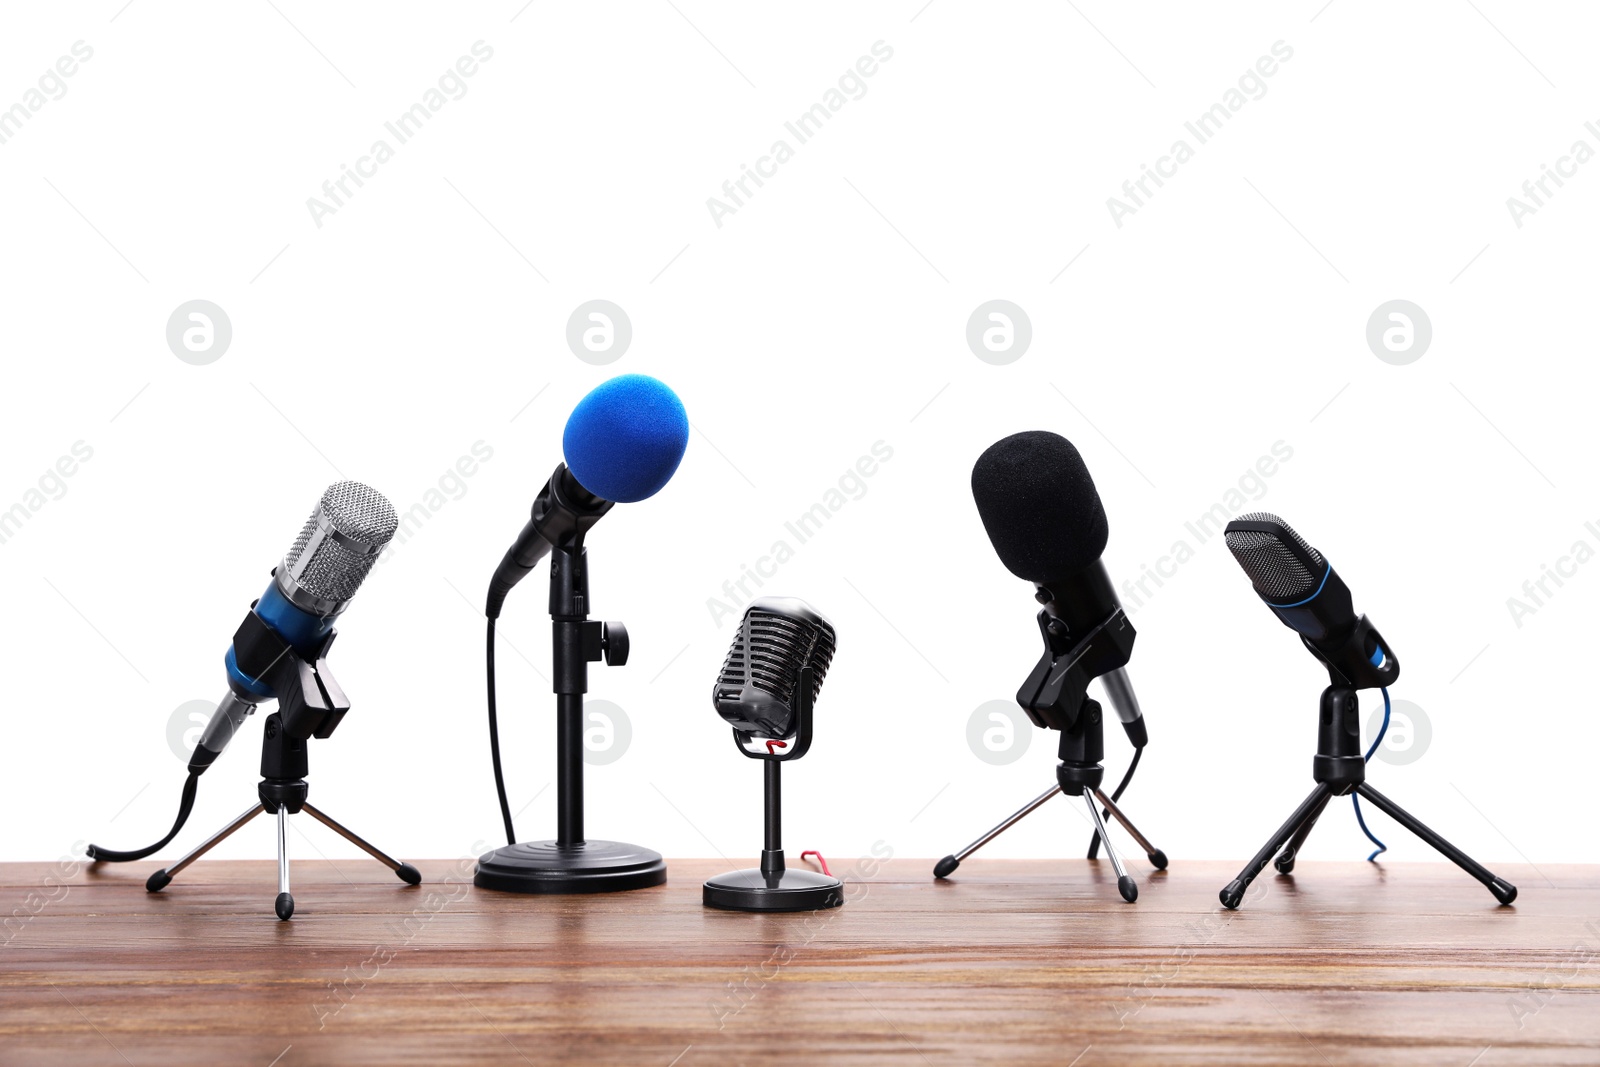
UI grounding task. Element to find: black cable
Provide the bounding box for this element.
[86,772,201,863]
[486,617,517,847]
[1086,745,1142,860]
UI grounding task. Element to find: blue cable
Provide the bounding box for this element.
[1352,687,1390,862]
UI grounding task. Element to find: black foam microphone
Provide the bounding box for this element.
[938,430,1167,896]
[1223,512,1398,688]
[971,430,1145,745]
[704,597,843,912]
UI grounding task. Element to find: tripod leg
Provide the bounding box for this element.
[145,803,265,893]
[1091,788,1167,870]
[933,784,1061,879]
[301,802,423,885]
[1273,792,1332,875]
[1083,792,1137,902]
[1353,783,1517,905]
[1220,783,1333,910]
[276,806,294,921]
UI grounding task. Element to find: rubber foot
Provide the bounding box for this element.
[1489,877,1518,906]
[145,869,171,893]
[275,892,294,921]
[1148,849,1169,871]
[933,855,960,879]
[396,863,422,886]
[1219,879,1245,910]
[1274,851,1296,875]
[1117,875,1138,903]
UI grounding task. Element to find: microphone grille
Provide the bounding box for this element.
[713,597,836,736]
[1224,511,1324,601]
[280,481,399,612]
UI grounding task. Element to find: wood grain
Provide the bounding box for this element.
[1,857,1595,1065]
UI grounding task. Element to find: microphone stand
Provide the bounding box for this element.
[142,620,420,921]
[475,473,665,894]
[1219,675,1518,909]
[933,607,1167,903]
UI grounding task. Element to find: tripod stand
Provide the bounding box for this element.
[936,695,1166,902]
[935,596,1166,902]
[146,711,420,920]
[1219,684,1517,909]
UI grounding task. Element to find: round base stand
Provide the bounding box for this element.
[703,867,845,912]
[474,840,666,894]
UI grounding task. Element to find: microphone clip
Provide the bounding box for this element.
[1016,607,1136,733]
[230,610,350,741]
[1299,613,1400,690]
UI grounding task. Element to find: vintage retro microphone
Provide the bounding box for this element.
[704,597,843,912]
[1217,512,1517,909]
[934,431,1166,903]
[88,481,420,920]
[474,374,689,895]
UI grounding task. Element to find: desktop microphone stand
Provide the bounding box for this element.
[145,711,420,920]
[1219,683,1518,909]
[140,609,418,921]
[934,606,1166,902]
[474,536,666,893]
[704,669,843,911]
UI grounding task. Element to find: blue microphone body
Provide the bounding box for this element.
[224,580,337,701]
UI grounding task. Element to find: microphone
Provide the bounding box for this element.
[704,597,844,912]
[713,597,837,743]
[1223,512,1398,688]
[1217,512,1516,909]
[475,375,687,888]
[485,374,688,619]
[89,481,397,863]
[971,430,1146,745]
[200,480,398,766]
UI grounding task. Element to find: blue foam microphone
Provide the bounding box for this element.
[485,374,688,618]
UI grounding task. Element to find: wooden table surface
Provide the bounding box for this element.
[1,857,1596,1065]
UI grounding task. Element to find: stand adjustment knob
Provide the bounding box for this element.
[602,621,629,666]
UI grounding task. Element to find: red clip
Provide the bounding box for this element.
[765,739,788,755]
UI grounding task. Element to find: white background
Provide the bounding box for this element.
[1,2,1593,876]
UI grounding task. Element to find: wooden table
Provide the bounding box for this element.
[2,858,1595,1065]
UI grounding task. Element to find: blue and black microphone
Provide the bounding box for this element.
[1219,510,1516,909]
[1223,512,1398,688]
[89,481,398,863]
[477,375,688,891]
[485,374,689,619]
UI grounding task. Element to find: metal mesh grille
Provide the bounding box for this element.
[1225,511,1324,601]
[283,481,398,603]
[716,607,837,709]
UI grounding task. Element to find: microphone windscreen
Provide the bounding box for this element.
[970,431,1108,582]
[562,375,689,503]
[1224,512,1326,602]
